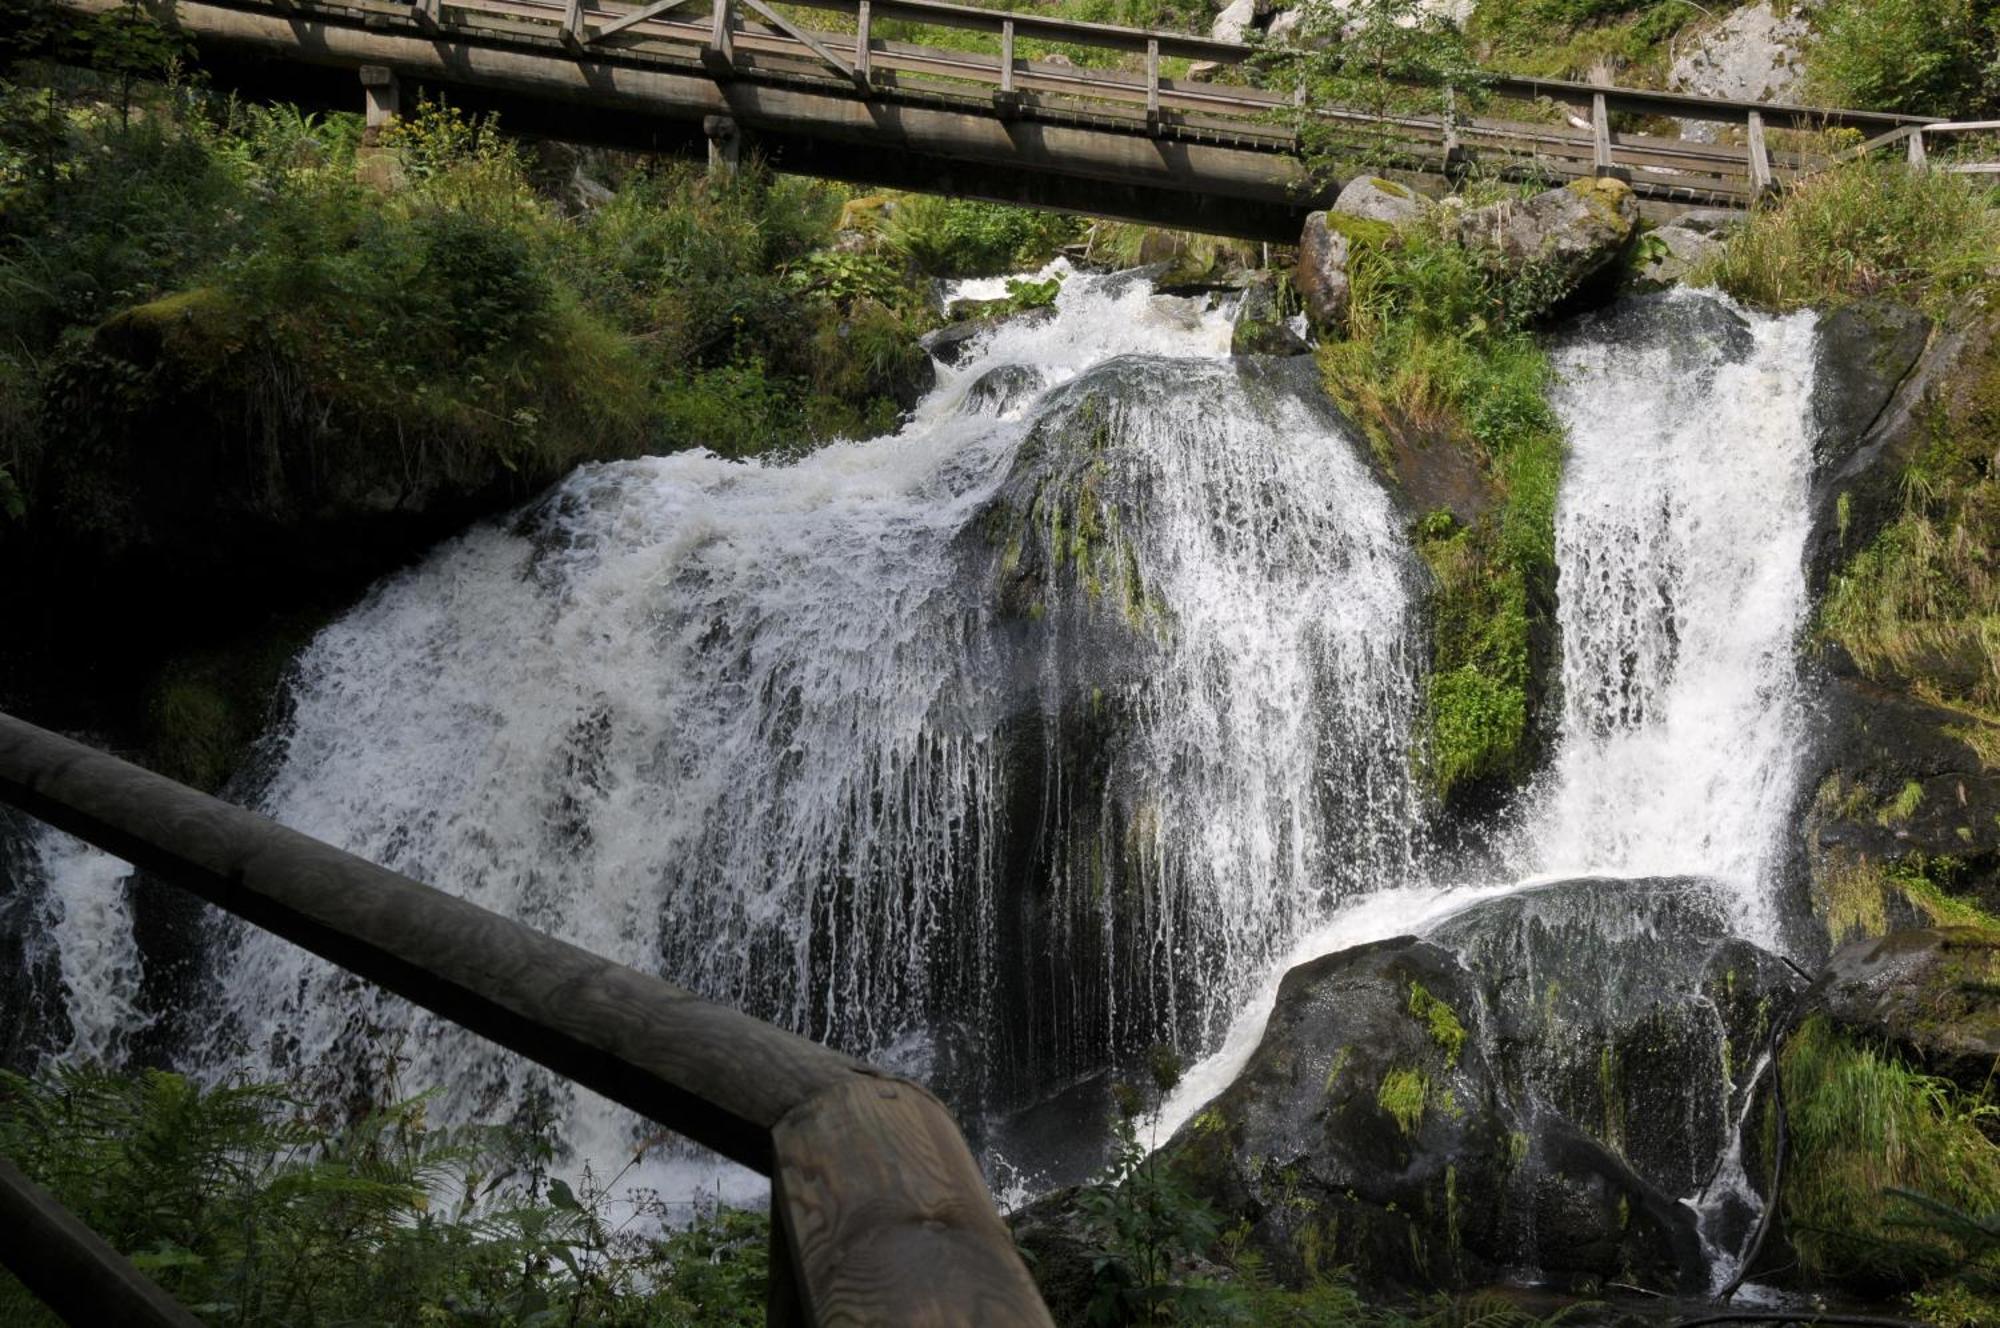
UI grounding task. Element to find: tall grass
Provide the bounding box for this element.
[1695,162,2000,316]
[1783,1016,2000,1290]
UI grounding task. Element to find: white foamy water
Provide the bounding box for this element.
[1508,294,1819,942]
[0,263,1403,1202]
[14,826,146,1065]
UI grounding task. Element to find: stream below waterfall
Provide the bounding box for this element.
[4,264,1825,1285]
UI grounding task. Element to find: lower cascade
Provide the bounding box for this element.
[10,273,1832,1289]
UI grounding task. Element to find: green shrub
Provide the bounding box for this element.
[1782,1016,2000,1290]
[1317,220,1564,805]
[879,193,1081,276]
[1804,0,1998,116]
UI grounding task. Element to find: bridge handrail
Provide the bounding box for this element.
[0,710,1053,1327]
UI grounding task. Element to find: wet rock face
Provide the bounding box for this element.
[1230,276,1311,357]
[1811,927,2000,1094]
[1165,878,1797,1294]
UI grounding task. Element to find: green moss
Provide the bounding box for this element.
[1322,213,1399,249]
[1377,1066,1430,1138]
[1881,780,1928,825]
[1407,982,1467,1067]
[1783,1015,2000,1289]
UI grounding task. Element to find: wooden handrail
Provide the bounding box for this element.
[0,1157,205,1328]
[0,711,1053,1327]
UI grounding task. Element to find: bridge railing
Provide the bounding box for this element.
[376,0,1938,205]
[0,711,1054,1328]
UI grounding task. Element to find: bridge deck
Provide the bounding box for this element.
[67,0,1937,236]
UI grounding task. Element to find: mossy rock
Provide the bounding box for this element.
[1809,926,2000,1095]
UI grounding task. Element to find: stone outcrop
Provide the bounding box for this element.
[1808,927,2000,1093]
[1230,275,1311,356]
[1455,177,1639,305]
[1332,175,1425,227]
[1160,877,1795,1294]
[1669,2,1809,142]
[1294,212,1364,335]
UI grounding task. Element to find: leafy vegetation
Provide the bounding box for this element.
[1802,0,2000,117]
[1315,216,1564,806]
[1782,1016,2000,1299]
[1467,0,1699,83]
[1696,161,2000,316]
[0,1066,769,1326]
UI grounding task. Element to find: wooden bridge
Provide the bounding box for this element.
[0,711,1053,1327]
[66,0,1940,239]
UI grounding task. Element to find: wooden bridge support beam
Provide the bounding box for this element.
[705,112,740,172]
[359,63,399,139]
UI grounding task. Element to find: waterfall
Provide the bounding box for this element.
[4,263,1421,1195]
[1509,291,1820,942]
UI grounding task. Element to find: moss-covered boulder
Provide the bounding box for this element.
[1332,175,1425,227]
[1454,178,1639,313]
[1810,927,2000,1094]
[1161,877,1794,1295]
[1295,212,1395,336]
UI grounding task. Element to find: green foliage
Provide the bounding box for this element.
[1376,1066,1431,1137]
[1006,274,1064,310]
[1695,161,2000,316]
[1315,219,1562,805]
[1782,1016,2000,1292]
[0,1066,770,1327]
[1467,0,1696,82]
[1803,0,2000,116]
[1260,0,1486,179]
[879,192,1083,277]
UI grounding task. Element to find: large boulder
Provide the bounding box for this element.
[1455,178,1639,313]
[1295,211,1394,335]
[1809,927,2000,1094]
[1333,175,1425,227]
[1629,222,1724,291]
[1163,877,1794,1293]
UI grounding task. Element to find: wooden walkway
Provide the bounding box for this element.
[67,0,1940,237]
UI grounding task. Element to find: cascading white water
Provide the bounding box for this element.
[0,263,1418,1198]
[5,825,149,1066]
[1163,292,1822,1149]
[1508,292,1820,942]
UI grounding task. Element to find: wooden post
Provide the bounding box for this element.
[1591,90,1614,176]
[772,1076,1055,1326]
[1442,83,1462,173]
[1145,37,1159,127]
[1908,126,1928,169]
[411,0,439,31]
[1000,18,1015,93]
[561,0,585,47]
[854,0,871,92]
[359,63,399,136]
[1746,108,1773,194]
[704,0,733,73]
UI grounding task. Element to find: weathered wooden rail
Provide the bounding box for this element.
[0,711,1054,1327]
[64,0,1936,236]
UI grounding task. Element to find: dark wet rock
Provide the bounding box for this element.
[1800,671,2000,947]
[1629,223,1723,291]
[963,362,1047,415]
[1804,305,1985,596]
[1161,877,1796,1294]
[920,305,1057,367]
[1810,300,1931,475]
[1808,927,2000,1094]
[1230,275,1310,357]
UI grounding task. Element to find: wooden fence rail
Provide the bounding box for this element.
[0,711,1053,1328]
